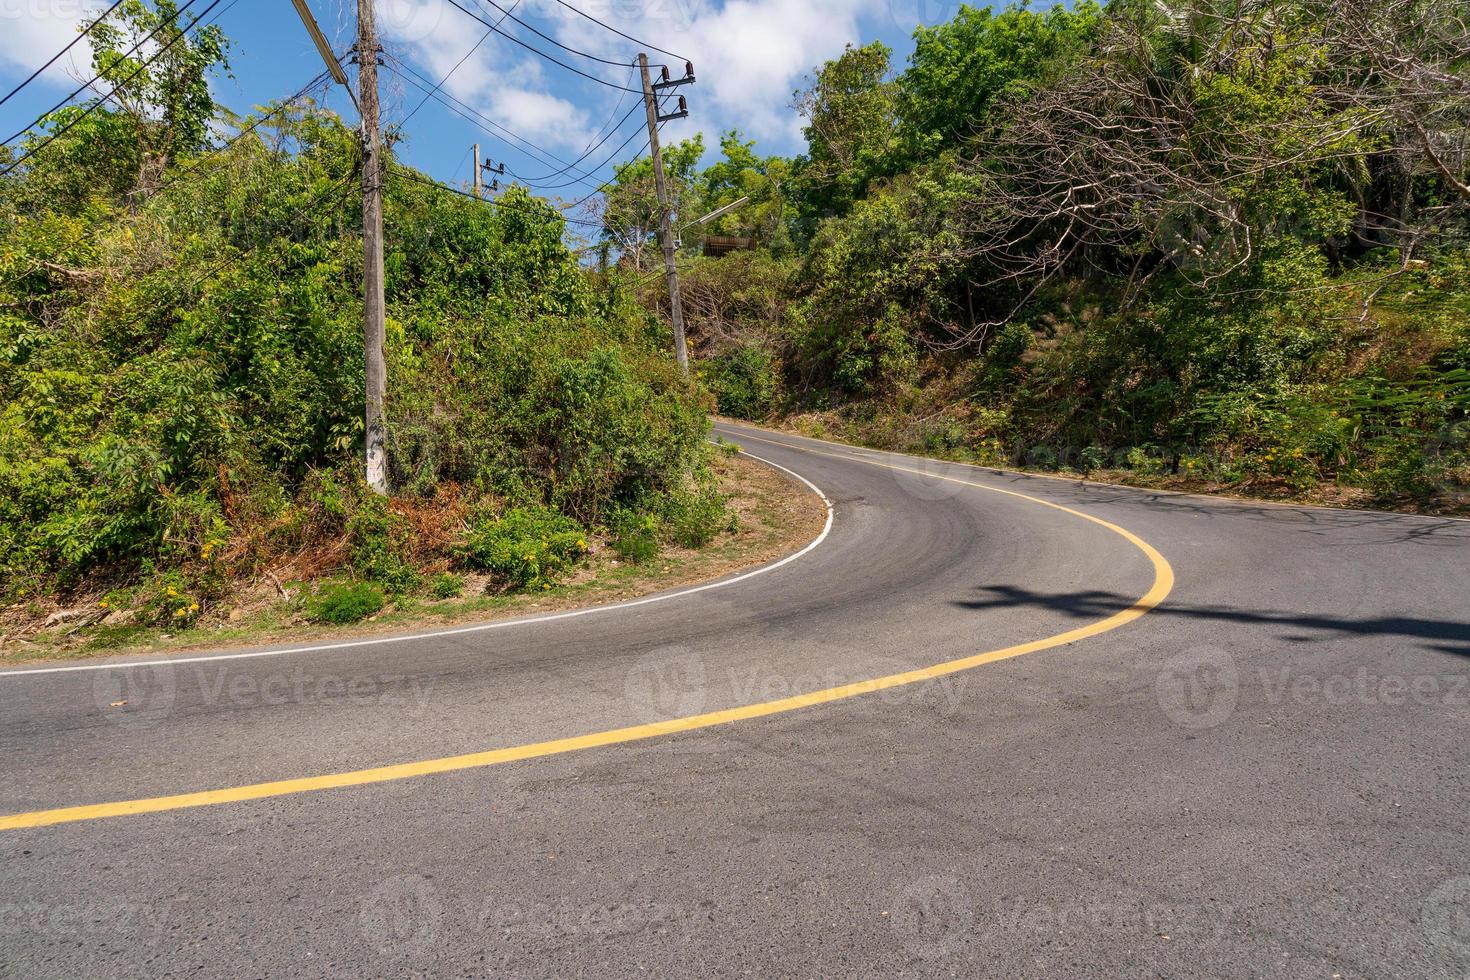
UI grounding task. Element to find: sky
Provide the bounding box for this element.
[0,0,963,206]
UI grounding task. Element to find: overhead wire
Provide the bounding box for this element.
[383,54,610,190]
[388,165,603,228]
[151,69,332,196]
[543,0,690,62]
[439,0,643,93]
[396,0,530,132]
[1,0,203,146]
[467,0,640,68]
[0,0,128,109]
[0,0,234,177]
[508,93,641,183]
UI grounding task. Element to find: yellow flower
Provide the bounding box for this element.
[166,587,177,596]
[542,583,550,590]
[99,600,109,608]
[189,602,199,612]
[576,539,586,550]
[174,608,188,617]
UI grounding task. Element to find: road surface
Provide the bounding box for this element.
[2,421,1468,978]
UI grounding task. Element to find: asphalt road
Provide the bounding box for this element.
[2,420,1468,978]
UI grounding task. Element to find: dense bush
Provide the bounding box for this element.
[703,346,780,419]
[608,0,1470,511]
[456,506,590,590]
[310,582,385,624]
[0,6,732,604]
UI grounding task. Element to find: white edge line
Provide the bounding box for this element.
[0,450,834,678]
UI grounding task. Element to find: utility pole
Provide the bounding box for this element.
[472,143,482,199]
[357,0,388,494]
[638,52,690,378]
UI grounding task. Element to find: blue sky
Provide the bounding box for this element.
[0,0,963,209]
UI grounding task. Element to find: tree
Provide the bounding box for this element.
[896,2,1102,160]
[597,135,703,272]
[82,0,232,199]
[790,42,897,224]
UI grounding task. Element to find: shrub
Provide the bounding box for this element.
[346,494,421,595]
[310,581,384,624]
[429,572,463,599]
[456,506,589,590]
[608,510,660,563]
[704,346,779,419]
[660,487,735,549]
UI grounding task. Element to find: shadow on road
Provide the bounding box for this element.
[954,585,1470,657]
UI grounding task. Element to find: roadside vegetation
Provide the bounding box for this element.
[0,3,742,646]
[615,0,1470,513]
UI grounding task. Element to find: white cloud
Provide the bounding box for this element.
[0,1,99,89]
[379,0,597,154]
[382,0,882,163]
[540,0,884,148]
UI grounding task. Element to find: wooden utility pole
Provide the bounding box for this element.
[638,53,689,378]
[472,143,482,199]
[358,0,388,493]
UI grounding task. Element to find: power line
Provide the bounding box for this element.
[388,165,603,228]
[0,0,127,109]
[397,0,529,132]
[468,0,638,68]
[383,55,608,190]
[439,0,643,93]
[545,0,690,62]
[0,0,233,177]
[517,118,646,190]
[1,0,203,146]
[151,69,331,196]
[509,98,641,183]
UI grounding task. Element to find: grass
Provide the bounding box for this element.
[1,453,825,666]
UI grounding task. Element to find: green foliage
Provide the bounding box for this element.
[703,346,779,419]
[792,42,899,224]
[456,506,589,591]
[429,572,464,599]
[898,2,1102,158]
[608,509,660,563]
[660,486,736,549]
[310,581,385,624]
[346,495,421,595]
[652,0,1470,511]
[0,11,718,598]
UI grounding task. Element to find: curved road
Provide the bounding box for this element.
[2,421,1468,977]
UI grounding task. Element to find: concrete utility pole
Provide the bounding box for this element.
[472,143,482,199]
[638,52,689,378]
[358,0,388,494]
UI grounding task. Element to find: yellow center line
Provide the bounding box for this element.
[0,436,1174,832]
